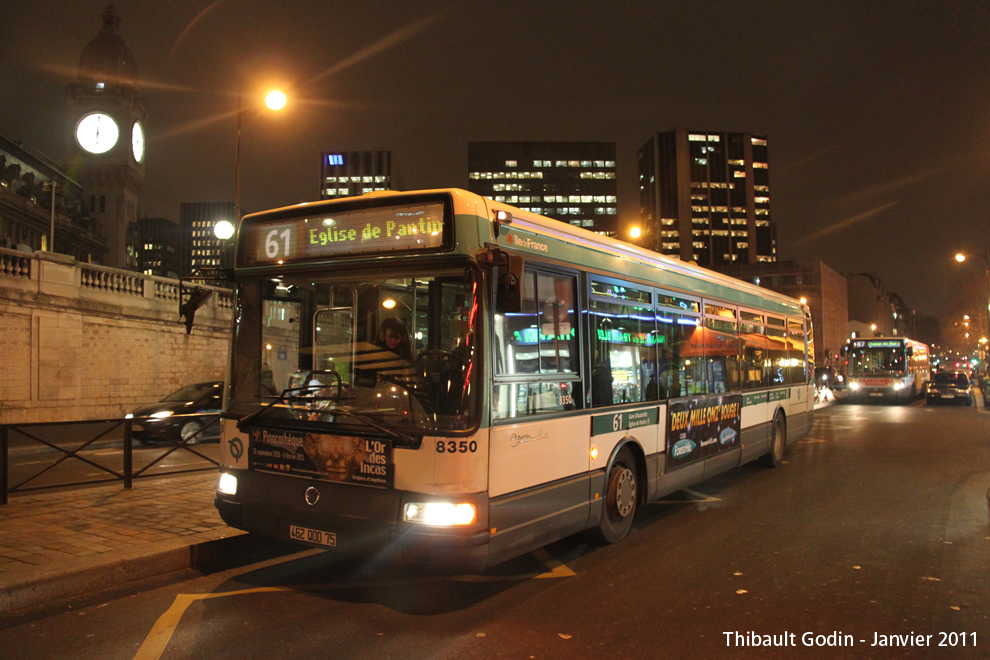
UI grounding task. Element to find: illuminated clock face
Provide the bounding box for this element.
[75,112,119,154]
[131,121,145,163]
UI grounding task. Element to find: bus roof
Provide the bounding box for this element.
[244,188,809,316]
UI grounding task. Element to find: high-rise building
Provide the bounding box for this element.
[64,4,147,270]
[320,151,392,200]
[137,216,181,278]
[180,202,236,274]
[468,142,618,236]
[638,129,777,268]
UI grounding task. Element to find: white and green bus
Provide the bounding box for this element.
[214,189,814,570]
[844,336,930,403]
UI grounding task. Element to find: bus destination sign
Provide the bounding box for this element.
[239,201,447,266]
[852,339,902,349]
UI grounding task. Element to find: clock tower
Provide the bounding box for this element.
[66,4,147,269]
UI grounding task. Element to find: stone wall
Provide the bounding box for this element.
[0,248,232,423]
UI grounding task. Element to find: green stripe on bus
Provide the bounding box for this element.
[743,388,792,407]
[768,388,791,402]
[592,408,660,436]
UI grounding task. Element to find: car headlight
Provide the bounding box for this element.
[150,410,173,419]
[404,502,477,526]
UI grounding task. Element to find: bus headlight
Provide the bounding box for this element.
[849,382,860,391]
[404,502,477,526]
[218,472,238,495]
[893,382,905,391]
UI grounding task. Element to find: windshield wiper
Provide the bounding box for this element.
[237,369,350,432]
[319,406,421,448]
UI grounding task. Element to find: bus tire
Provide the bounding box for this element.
[761,413,786,468]
[593,446,638,544]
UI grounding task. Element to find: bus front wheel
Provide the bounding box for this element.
[594,446,638,544]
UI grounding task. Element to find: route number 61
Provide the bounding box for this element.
[265,228,291,259]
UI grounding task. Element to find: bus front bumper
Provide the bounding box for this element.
[214,469,491,572]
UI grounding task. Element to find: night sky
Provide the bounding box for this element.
[2,1,989,318]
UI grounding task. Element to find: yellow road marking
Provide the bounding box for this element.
[657,488,721,504]
[134,587,288,660]
[531,547,577,578]
[134,548,576,659]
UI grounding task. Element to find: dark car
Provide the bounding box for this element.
[926,372,974,406]
[126,381,224,444]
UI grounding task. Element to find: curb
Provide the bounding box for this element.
[0,531,299,620]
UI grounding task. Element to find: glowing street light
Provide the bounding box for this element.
[214,219,235,269]
[265,90,287,110]
[629,226,642,240]
[952,246,990,357]
[235,88,288,222]
[213,219,235,240]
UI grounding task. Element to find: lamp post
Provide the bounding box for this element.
[953,245,990,366]
[214,219,235,269]
[234,89,287,223]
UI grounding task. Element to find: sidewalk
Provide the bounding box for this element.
[0,470,251,619]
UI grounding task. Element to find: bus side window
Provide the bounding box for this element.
[704,316,739,394]
[767,325,787,386]
[492,267,581,420]
[787,318,807,384]
[589,298,658,406]
[740,322,767,390]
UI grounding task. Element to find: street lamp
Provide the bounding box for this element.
[952,246,990,360]
[214,219,234,241]
[214,219,235,269]
[234,88,287,223]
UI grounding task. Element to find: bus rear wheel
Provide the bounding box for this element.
[761,414,786,468]
[594,447,638,544]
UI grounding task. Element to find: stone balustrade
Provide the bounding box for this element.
[0,247,233,424]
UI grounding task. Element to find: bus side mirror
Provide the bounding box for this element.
[179,286,213,334]
[906,347,914,357]
[497,255,524,313]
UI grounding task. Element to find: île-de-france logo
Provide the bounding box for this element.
[228,437,244,461]
[507,233,549,253]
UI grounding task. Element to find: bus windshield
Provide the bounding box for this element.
[848,345,905,377]
[227,263,479,440]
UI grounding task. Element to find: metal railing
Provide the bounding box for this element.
[0,414,220,504]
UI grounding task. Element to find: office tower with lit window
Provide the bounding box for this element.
[137,216,180,278]
[637,129,777,268]
[320,151,392,199]
[468,142,618,236]
[179,202,236,275]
